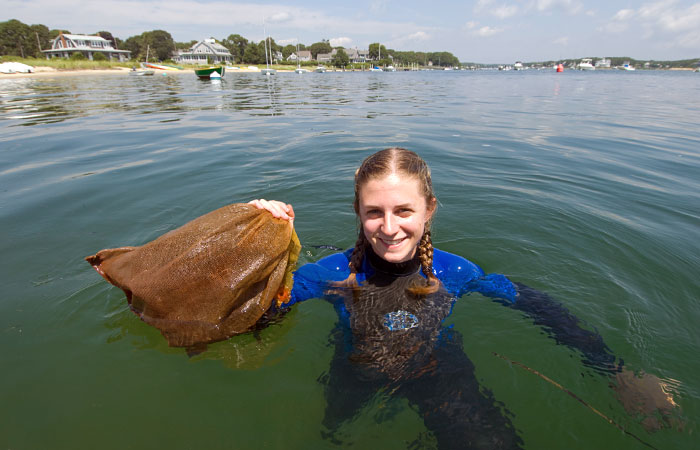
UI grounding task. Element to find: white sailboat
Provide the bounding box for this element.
[295,40,309,73]
[261,19,276,76]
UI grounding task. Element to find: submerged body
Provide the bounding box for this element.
[278,245,619,448]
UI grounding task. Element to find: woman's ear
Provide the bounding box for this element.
[426,196,437,221]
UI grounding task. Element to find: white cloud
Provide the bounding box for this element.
[613,9,635,21]
[267,12,290,23]
[474,1,519,19]
[601,1,700,48]
[532,0,583,15]
[475,26,503,37]
[493,5,519,19]
[553,36,569,45]
[407,31,430,41]
[329,37,353,47]
[465,21,479,30]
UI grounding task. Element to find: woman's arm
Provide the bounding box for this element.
[435,249,620,373]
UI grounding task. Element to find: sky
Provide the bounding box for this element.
[4,0,700,63]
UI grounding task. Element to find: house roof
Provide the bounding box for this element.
[62,34,109,42]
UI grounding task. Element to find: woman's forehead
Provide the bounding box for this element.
[359,175,425,204]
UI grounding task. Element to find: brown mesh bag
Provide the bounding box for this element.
[86,203,300,350]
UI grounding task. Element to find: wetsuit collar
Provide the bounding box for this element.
[366,246,421,277]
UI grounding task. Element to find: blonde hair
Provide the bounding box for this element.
[343,147,439,294]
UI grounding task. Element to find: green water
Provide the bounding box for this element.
[1,70,698,449]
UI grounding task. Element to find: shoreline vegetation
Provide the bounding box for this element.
[1,57,697,79]
[2,19,698,75]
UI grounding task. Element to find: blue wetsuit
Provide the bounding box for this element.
[280,247,618,449]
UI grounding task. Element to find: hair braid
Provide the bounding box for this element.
[410,229,441,295]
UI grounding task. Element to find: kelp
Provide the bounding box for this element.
[86,203,300,351]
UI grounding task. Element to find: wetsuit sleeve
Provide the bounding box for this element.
[434,249,619,373]
[508,282,620,373]
[286,251,353,307]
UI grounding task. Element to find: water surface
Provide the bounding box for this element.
[1,69,698,449]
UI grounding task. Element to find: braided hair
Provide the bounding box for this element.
[342,147,440,294]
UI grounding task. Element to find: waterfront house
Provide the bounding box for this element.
[42,33,131,61]
[345,48,369,63]
[296,50,312,62]
[316,50,334,63]
[175,39,233,64]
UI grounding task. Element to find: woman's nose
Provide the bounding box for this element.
[381,214,397,235]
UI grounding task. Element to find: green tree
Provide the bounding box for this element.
[143,30,175,60]
[123,30,175,61]
[70,51,86,60]
[282,44,296,60]
[92,52,107,61]
[368,42,387,60]
[309,41,332,59]
[242,42,263,64]
[175,40,197,50]
[331,48,349,68]
[30,24,50,55]
[221,34,248,62]
[0,19,33,57]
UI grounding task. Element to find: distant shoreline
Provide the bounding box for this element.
[0,66,292,79]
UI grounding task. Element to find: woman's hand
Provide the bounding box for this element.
[248,199,295,223]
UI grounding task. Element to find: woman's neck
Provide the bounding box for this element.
[366,246,421,277]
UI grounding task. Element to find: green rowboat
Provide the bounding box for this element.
[195,66,225,79]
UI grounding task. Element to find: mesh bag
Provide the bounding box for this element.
[86,203,300,349]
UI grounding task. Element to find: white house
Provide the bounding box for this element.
[296,50,312,62]
[175,39,233,64]
[316,51,334,63]
[345,48,369,63]
[42,33,131,61]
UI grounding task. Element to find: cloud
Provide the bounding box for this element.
[475,26,503,37]
[329,37,353,47]
[553,36,569,45]
[474,1,519,19]
[267,12,290,23]
[601,1,700,48]
[406,31,430,41]
[493,5,519,19]
[532,0,583,15]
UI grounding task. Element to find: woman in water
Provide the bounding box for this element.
[250,148,626,449]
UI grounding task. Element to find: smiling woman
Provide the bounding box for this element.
[246,147,674,448]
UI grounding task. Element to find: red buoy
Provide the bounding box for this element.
[556,63,564,72]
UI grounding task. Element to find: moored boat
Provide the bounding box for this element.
[578,58,595,70]
[195,66,225,79]
[142,62,181,71]
[129,68,155,76]
[314,65,327,73]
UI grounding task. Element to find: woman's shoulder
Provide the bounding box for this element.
[432,247,485,279]
[293,249,352,281]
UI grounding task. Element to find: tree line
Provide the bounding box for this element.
[1,19,461,67]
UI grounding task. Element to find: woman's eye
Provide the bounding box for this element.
[397,208,413,216]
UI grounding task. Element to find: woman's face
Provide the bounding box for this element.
[358,173,435,264]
